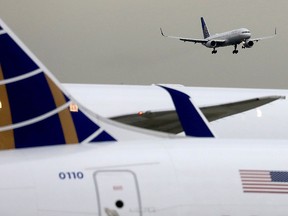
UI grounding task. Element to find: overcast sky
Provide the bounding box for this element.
[0,0,287,88]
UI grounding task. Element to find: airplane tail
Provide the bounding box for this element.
[0,18,214,150]
[201,17,210,39]
[0,19,178,150]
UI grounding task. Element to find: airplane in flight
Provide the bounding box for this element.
[160,17,276,54]
[2,18,288,216]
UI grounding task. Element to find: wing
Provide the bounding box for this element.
[250,28,277,42]
[111,96,284,134]
[160,28,208,44]
[160,28,226,44]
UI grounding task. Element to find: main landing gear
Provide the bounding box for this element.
[211,48,217,54]
[232,44,239,54]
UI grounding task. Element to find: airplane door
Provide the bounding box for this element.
[94,170,142,216]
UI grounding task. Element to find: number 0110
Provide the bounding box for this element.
[59,172,84,180]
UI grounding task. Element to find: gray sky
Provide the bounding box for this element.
[0,0,287,88]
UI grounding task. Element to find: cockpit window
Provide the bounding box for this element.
[242,31,250,34]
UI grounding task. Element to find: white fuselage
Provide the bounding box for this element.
[2,139,288,216]
[205,28,251,47]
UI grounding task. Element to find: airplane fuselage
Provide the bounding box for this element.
[2,139,288,216]
[204,28,251,48]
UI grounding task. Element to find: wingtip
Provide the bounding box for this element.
[160,28,165,37]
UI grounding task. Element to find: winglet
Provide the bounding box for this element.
[159,85,215,138]
[160,28,166,37]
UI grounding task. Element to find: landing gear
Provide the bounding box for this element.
[212,48,217,54]
[232,44,239,54]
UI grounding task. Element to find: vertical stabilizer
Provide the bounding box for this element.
[201,17,210,39]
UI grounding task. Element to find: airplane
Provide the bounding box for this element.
[160,17,276,54]
[2,18,288,216]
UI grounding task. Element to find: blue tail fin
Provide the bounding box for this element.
[0,19,171,149]
[201,17,210,39]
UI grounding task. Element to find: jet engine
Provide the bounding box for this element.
[242,40,254,48]
[205,40,217,48]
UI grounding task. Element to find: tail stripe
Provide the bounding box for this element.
[0,131,15,149]
[45,75,79,144]
[0,68,42,85]
[0,66,15,149]
[58,108,79,144]
[81,128,104,143]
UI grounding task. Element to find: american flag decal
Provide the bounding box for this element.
[240,170,288,194]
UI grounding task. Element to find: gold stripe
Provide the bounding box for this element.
[0,65,15,149]
[45,75,78,144]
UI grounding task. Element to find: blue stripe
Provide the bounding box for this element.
[6,73,60,123]
[0,34,38,79]
[159,86,214,137]
[14,112,65,148]
[91,131,116,142]
[70,111,100,142]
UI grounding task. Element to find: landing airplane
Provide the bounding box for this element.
[160,17,276,54]
[2,18,288,216]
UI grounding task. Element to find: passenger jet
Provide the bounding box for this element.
[160,17,276,54]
